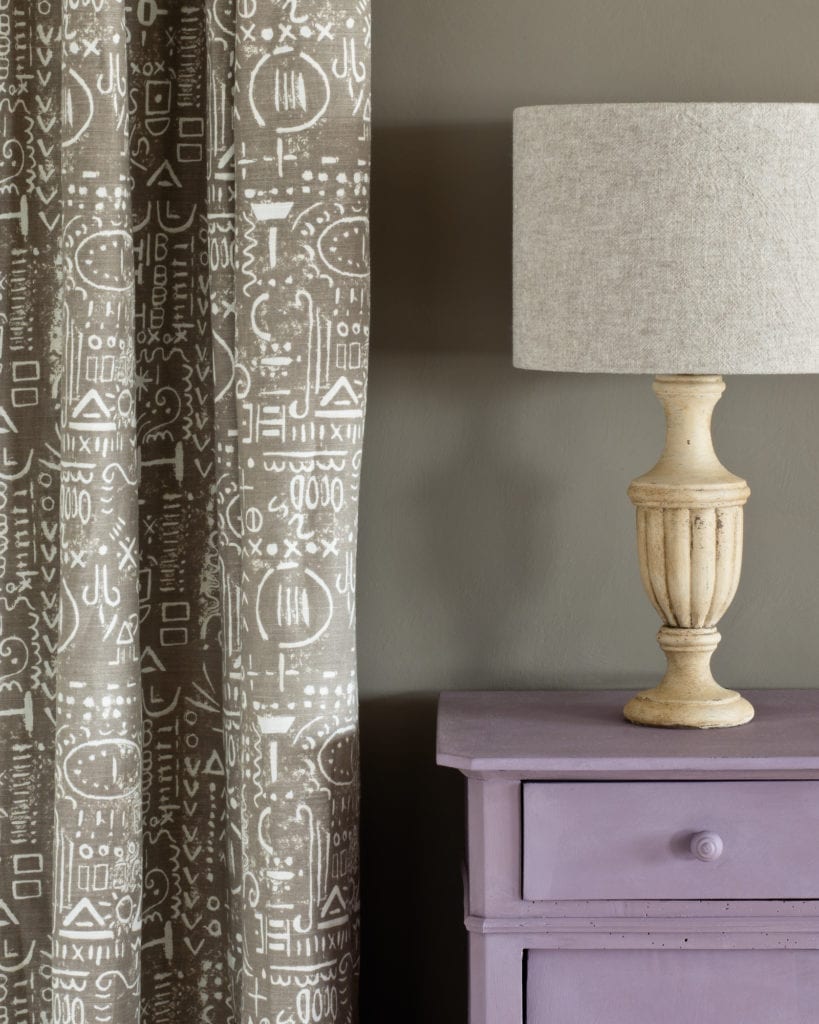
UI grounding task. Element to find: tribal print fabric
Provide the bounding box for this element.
[0,1,370,1021]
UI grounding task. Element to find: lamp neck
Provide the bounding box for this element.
[654,374,724,472]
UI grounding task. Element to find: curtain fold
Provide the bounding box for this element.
[0,1,370,1021]
[55,2,143,1021]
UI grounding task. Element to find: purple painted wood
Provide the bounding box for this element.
[527,950,819,1023]
[523,780,819,901]
[437,690,819,777]
[437,690,819,1024]
[469,935,523,1024]
[466,777,522,918]
[467,917,819,948]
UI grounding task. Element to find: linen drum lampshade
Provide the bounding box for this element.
[514,103,819,375]
[513,103,819,728]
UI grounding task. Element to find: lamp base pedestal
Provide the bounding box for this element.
[625,375,753,729]
[623,627,755,729]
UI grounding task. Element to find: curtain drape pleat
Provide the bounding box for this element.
[0,1,370,1021]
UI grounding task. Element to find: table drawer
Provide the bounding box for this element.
[527,950,819,1023]
[522,781,819,901]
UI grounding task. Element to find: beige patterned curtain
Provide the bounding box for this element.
[0,1,369,1021]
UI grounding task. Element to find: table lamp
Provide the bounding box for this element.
[513,103,819,729]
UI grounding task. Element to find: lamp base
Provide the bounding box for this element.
[624,691,755,729]
[626,375,753,729]
[624,690,755,729]
[623,627,755,729]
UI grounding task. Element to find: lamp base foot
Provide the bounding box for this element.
[624,689,755,729]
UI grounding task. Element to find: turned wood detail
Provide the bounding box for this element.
[624,375,754,729]
[636,507,743,629]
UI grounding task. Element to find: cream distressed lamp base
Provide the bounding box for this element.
[624,375,754,729]
[623,627,755,729]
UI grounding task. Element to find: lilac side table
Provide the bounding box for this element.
[437,690,819,1024]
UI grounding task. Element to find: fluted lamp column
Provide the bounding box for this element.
[513,103,819,729]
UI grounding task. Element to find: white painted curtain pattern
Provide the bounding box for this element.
[0,1,370,1021]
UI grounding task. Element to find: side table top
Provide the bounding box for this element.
[437,690,819,776]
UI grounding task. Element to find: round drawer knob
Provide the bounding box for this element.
[690,831,724,862]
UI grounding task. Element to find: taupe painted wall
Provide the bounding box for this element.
[359,2,819,1020]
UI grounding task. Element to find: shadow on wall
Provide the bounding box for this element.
[359,694,467,1024]
[361,122,521,1024]
[372,122,513,353]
